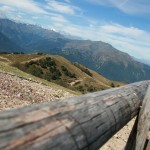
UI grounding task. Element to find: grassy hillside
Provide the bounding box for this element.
[0,55,79,95]
[0,54,124,93]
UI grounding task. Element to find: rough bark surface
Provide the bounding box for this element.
[0,81,149,150]
[135,86,150,150]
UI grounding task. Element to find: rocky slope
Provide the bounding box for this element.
[0,72,74,111]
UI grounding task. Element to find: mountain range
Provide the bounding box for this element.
[0,32,22,53]
[0,18,150,83]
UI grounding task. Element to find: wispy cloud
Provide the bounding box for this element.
[46,0,82,15]
[49,19,150,59]
[87,0,150,15]
[50,14,70,24]
[0,0,47,14]
[0,5,14,18]
[0,0,149,60]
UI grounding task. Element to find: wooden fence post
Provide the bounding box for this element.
[125,85,150,150]
[0,81,149,150]
[135,86,150,150]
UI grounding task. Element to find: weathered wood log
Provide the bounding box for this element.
[0,81,149,150]
[125,116,138,150]
[126,86,150,150]
[146,140,150,150]
[125,86,150,150]
[135,86,150,150]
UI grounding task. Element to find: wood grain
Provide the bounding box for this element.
[135,86,150,150]
[0,80,149,150]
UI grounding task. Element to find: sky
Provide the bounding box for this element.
[0,0,150,60]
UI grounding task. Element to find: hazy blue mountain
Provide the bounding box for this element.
[135,58,150,66]
[0,31,23,53]
[1,18,150,83]
[0,18,68,53]
[55,40,150,83]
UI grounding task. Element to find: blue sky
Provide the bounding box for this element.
[0,0,150,60]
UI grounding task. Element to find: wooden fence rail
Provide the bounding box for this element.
[0,80,149,150]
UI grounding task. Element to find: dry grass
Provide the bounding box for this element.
[0,54,125,93]
[0,61,79,95]
[0,54,43,64]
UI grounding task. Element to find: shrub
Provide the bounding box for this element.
[61,66,67,71]
[77,85,84,91]
[37,53,45,55]
[27,65,43,77]
[39,57,56,68]
[74,63,93,77]
[87,85,95,92]
[61,66,76,78]
[44,72,51,81]
[13,52,24,54]
[38,59,48,68]
[111,83,115,87]
[49,66,57,73]
[51,71,61,80]
[27,60,37,66]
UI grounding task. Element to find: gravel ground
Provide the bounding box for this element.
[0,71,134,149]
[0,72,74,110]
[101,118,135,150]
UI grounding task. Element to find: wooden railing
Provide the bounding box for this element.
[0,81,150,150]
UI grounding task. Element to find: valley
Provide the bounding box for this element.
[1,19,150,83]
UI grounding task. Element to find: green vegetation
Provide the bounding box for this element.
[87,85,96,92]
[23,57,62,81]
[0,62,78,95]
[0,54,125,93]
[27,65,43,77]
[37,52,45,55]
[61,66,76,78]
[111,82,115,87]
[73,63,93,77]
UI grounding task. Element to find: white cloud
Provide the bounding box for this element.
[50,14,69,24]
[0,0,149,60]
[46,0,81,15]
[87,0,150,14]
[0,0,47,14]
[32,16,39,20]
[49,20,150,59]
[0,5,14,18]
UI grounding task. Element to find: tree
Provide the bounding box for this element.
[27,65,43,77]
[111,83,115,87]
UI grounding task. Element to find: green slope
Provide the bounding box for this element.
[0,54,124,93]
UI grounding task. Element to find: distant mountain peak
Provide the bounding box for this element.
[1,18,150,83]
